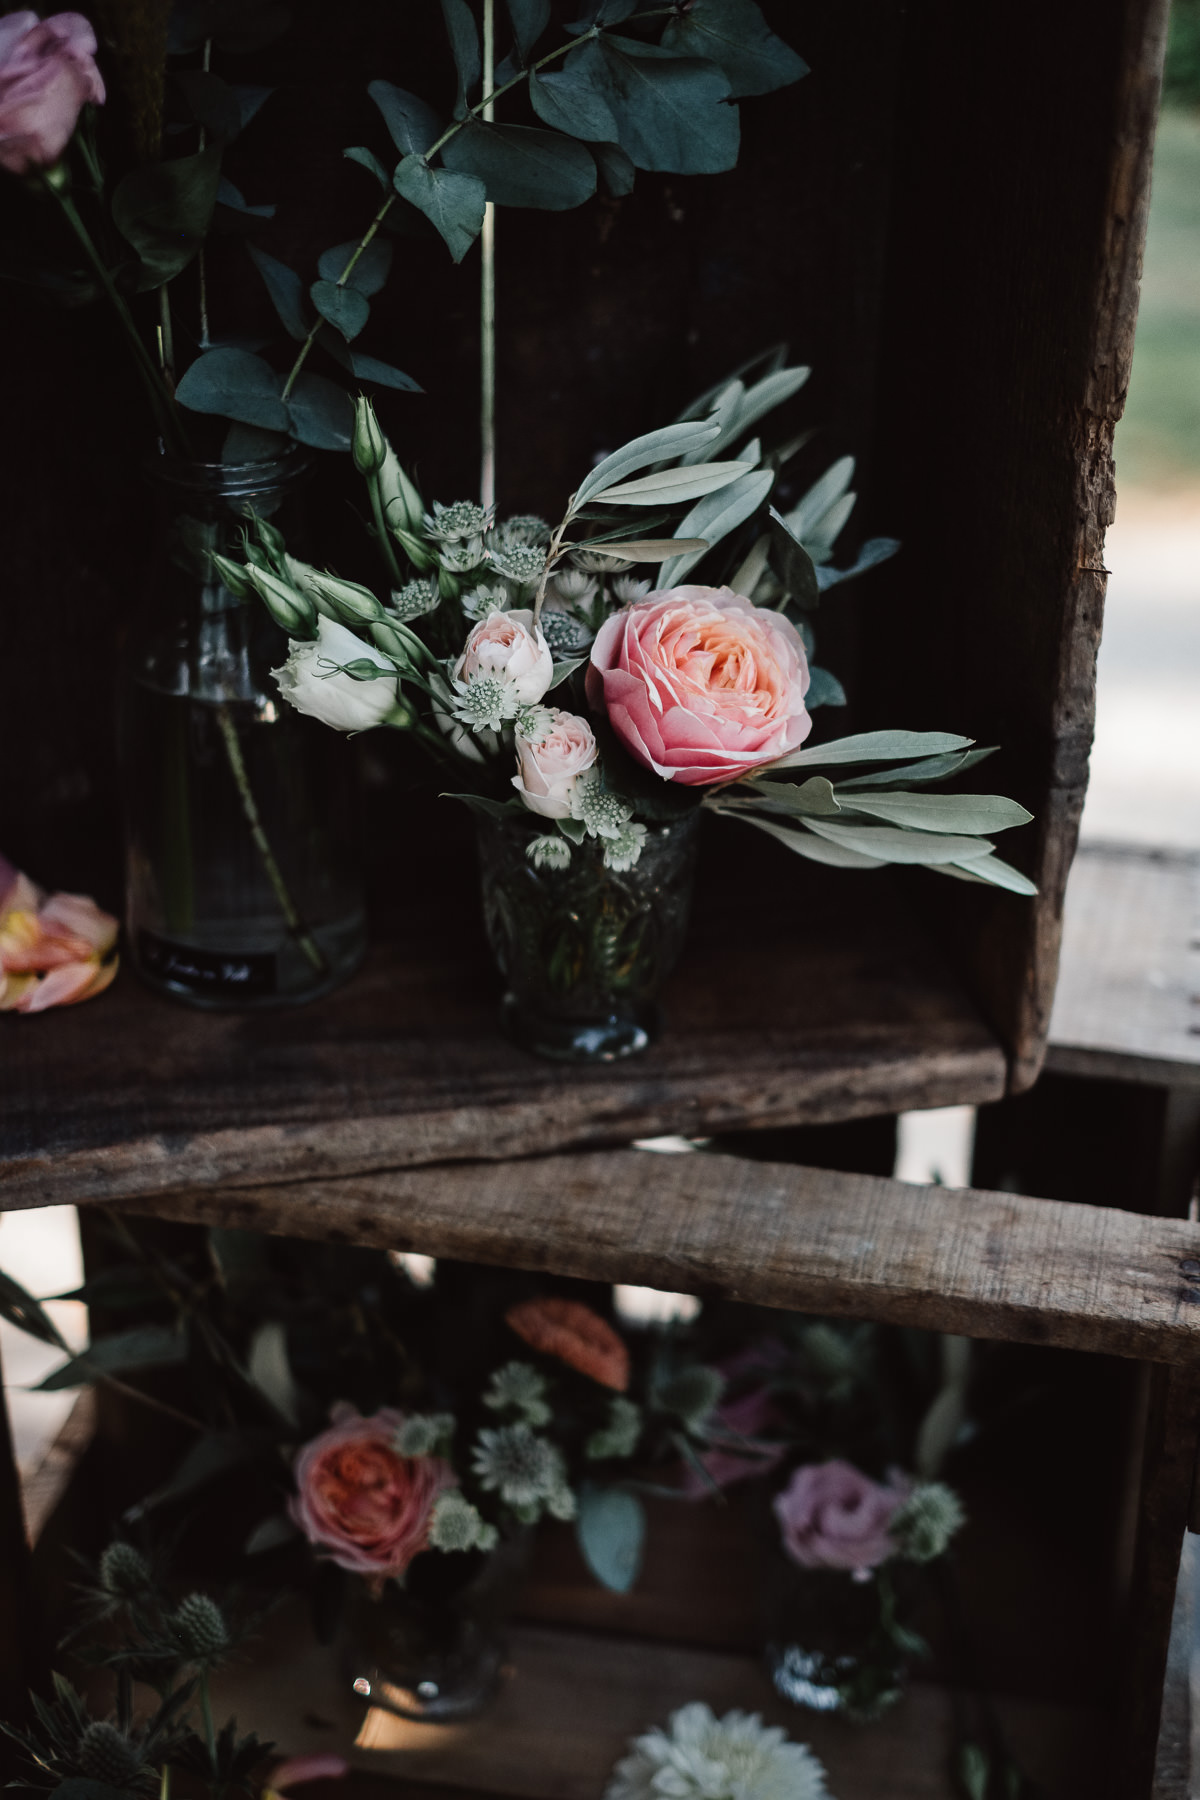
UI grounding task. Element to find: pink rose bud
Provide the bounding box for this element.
[454,608,553,706]
[587,585,811,786]
[290,1405,454,1579]
[512,708,599,820]
[773,1459,909,1577]
[0,12,105,176]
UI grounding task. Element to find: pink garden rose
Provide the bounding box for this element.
[0,12,105,176]
[290,1405,453,1579]
[512,708,598,819]
[586,585,811,786]
[454,607,553,707]
[773,1460,908,1576]
[0,853,118,1012]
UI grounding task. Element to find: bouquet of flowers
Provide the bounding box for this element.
[218,361,1036,1055]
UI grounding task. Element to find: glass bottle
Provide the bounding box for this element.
[474,808,701,1062]
[121,452,365,1008]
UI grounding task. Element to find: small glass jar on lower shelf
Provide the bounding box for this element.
[343,1530,531,1723]
[121,453,365,1009]
[474,807,701,1062]
[763,1560,926,1723]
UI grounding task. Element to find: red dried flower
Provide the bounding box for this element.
[506,1297,630,1392]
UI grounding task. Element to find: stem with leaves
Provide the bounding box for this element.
[480,0,497,511]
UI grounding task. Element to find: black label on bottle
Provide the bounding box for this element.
[138,931,277,997]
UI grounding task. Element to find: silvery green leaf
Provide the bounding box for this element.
[247,1321,299,1425]
[804,666,847,709]
[442,121,597,210]
[766,730,975,771]
[836,747,999,789]
[592,140,636,197]
[816,535,901,591]
[678,379,742,464]
[506,0,551,61]
[344,145,390,188]
[529,67,618,141]
[318,236,393,295]
[310,278,369,340]
[576,1484,645,1593]
[658,470,773,584]
[285,374,354,451]
[938,853,1038,896]
[393,156,486,262]
[803,818,995,864]
[803,491,856,564]
[585,537,709,562]
[840,791,1033,835]
[660,0,810,99]
[673,343,789,423]
[767,507,819,609]
[175,346,290,432]
[573,421,721,510]
[246,247,309,340]
[369,81,442,155]
[549,655,587,688]
[785,455,855,541]
[726,812,885,868]
[740,775,840,816]
[681,365,810,463]
[441,0,481,118]
[589,461,753,508]
[728,531,772,598]
[565,36,738,175]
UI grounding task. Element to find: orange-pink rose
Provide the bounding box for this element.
[0,12,105,176]
[290,1405,453,1579]
[586,586,811,786]
[0,854,118,1012]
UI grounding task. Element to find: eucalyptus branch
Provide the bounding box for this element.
[281,11,677,400]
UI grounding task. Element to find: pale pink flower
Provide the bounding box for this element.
[0,854,118,1013]
[587,586,811,786]
[512,708,598,819]
[454,608,553,706]
[0,12,105,176]
[773,1459,908,1577]
[290,1405,453,1580]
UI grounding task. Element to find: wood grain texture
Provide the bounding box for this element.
[19,1392,96,1549]
[0,841,1005,1213]
[1150,1532,1193,1799]
[209,1609,1108,1800]
[114,1146,1200,1366]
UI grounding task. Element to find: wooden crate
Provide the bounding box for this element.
[0,0,1168,1121]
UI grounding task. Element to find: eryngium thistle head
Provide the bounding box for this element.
[99,1541,152,1599]
[171,1593,229,1661]
[425,500,493,543]
[77,1721,145,1787]
[890,1482,965,1563]
[494,514,550,549]
[539,608,592,653]
[653,1365,725,1430]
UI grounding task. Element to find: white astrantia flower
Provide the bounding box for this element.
[577,782,634,842]
[462,581,512,621]
[428,1491,498,1554]
[425,500,493,543]
[489,543,547,587]
[438,536,488,573]
[603,822,648,872]
[527,835,572,872]
[394,1412,455,1457]
[550,569,599,605]
[611,575,653,605]
[494,513,551,549]
[890,1481,965,1563]
[472,1423,568,1513]
[484,1361,552,1427]
[273,615,398,733]
[586,1396,642,1461]
[605,1704,830,1800]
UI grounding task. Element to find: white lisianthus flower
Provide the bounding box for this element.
[272,615,397,733]
[513,709,599,820]
[454,608,554,707]
[605,1704,830,1800]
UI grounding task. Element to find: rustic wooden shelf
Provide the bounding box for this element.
[0,842,1006,1214]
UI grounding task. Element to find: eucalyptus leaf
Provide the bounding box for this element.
[590,460,753,507]
[576,1484,645,1593]
[173,70,271,140]
[805,665,847,708]
[317,236,393,295]
[344,145,391,188]
[660,0,810,98]
[321,338,422,392]
[592,141,636,196]
[529,67,618,142]
[803,492,856,564]
[112,145,222,289]
[582,537,709,561]
[393,156,486,262]
[216,176,275,217]
[0,1269,67,1349]
[766,729,975,771]
[727,811,886,868]
[840,791,1033,835]
[246,1320,299,1425]
[802,818,996,865]
[835,747,999,790]
[310,278,369,340]
[441,0,481,117]
[659,467,774,585]
[443,792,524,821]
[175,347,290,431]
[442,121,596,210]
[247,244,309,339]
[286,373,354,450]
[674,342,789,423]
[938,853,1038,896]
[506,0,551,60]
[563,36,739,175]
[573,420,720,510]
[222,422,290,462]
[816,535,900,591]
[767,507,819,609]
[785,455,855,541]
[681,365,810,463]
[36,1326,187,1392]
[369,81,442,155]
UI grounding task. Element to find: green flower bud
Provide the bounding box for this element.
[306,571,385,627]
[353,397,388,477]
[209,552,254,600]
[252,514,288,567]
[391,524,435,573]
[246,564,317,636]
[378,446,425,536]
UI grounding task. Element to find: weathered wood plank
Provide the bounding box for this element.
[117,1147,1200,1366]
[208,1610,1107,1800]
[20,1391,96,1549]
[0,844,1006,1214]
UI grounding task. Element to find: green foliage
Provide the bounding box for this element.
[561,35,740,173]
[369,80,442,154]
[442,121,597,209]
[575,1484,646,1592]
[1164,0,1200,106]
[111,148,223,290]
[393,155,488,261]
[36,1326,186,1392]
[660,0,810,98]
[173,72,272,142]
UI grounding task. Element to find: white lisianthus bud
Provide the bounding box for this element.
[246,564,317,636]
[208,551,253,600]
[512,709,599,820]
[273,616,398,733]
[305,571,385,627]
[378,447,425,537]
[352,396,388,476]
[454,608,553,708]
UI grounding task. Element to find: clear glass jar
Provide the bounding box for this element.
[475,808,701,1062]
[121,453,365,1008]
[342,1531,531,1723]
[764,1561,921,1723]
